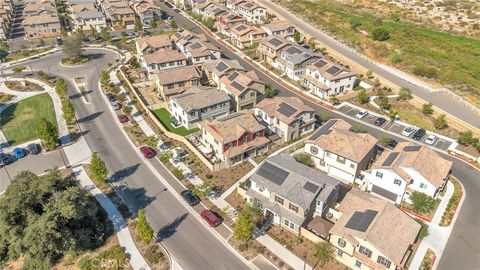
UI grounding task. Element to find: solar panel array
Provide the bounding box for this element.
[314,59,327,68]
[303,182,319,193]
[190,42,203,50]
[278,102,297,117]
[382,152,399,166]
[308,120,337,140]
[326,66,340,75]
[345,210,378,232]
[227,72,239,81]
[216,62,228,72]
[236,25,247,31]
[257,162,290,186]
[268,38,283,47]
[231,81,244,91]
[403,145,421,152]
[286,46,301,54]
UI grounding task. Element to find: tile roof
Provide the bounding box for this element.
[306,119,378,163]
[256,96,315,124]
[71,3,96,13]
[372,142,452,187]
[171,87,230,112]
[307,58,356,81]
[263,20,294,32]
[260,35,290,51]
[201,111,265,143]
[23,12,60,25]
[154,65,201,85]
[75,10,105,19]
[137,34,172,52]
[277,44,322,66]
[143,49,187,65]
[219,70,263,96]
[203,59,246,77]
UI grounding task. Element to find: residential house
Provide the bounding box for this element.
[103,1,135,29]
[214,12,246,36]
[23,1,57,17]
[276,44,322,81]
[203,4,226,19]
[254,96,316,142]
[218,70,265,111]
[73,10,107,31]
[246,154,340,233]
[130,0,161,28]
[368,142,452,204]
[141,49,188,75]
[229,23,266,49]
[193,1,214,15]
[330,189,420,270]
[199,111,269,166]
[68,0,97,5]
[184,40,221,64]
[304,119,378,183]
[262,20,295,40]
[169,86,231,129]
[22,12,61,39]
[303,58,357,99]
[256,35,290,65]
[153,65,202,100]
[135,34,173,57]
[0,1,12,40]
[236,1,266,23]
[171,29,207,53]
[202,59,246,85]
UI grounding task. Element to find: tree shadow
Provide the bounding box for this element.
[0,102,17,128]
[76,111,103,123]
[69,90,93,100]
[87,53,106,60]
[156,213,189,241]
[109,163,141,183]
[112,185,156,217]
[69,129,90,141]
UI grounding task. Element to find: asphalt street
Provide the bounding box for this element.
[156,3,480,268]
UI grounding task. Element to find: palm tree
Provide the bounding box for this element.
[314,241,334,267]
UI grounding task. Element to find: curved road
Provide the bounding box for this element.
[6,49,250,270]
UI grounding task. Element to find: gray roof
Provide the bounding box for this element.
[68,0,97,5]
[171,87,230,112]
[277,44,322,67]
[250,154,340,211]
[76,10,105,19]
[203,59,246,77]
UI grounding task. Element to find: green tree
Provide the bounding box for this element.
[293,153,313,167]
[422,103,434,115]
[55,77,68,98]
[366,69,373,78]
[329,96,340,105]
[100,71,110,86]
[264,83,277,98]
[308,37,316,50]
[433,114,448,130]
[0,170,108,268]
[192,183,212,199]
[146,135,159,148]
[134,18,143,32]
[372,27,390,41]
[457,130,478,146]
[234,208,253,241]
[90,25,100,40]
[357,89,369,104]
[37,118,58,150]
[62,99,76,124]
[63,35,84,60]
[387,109,398,120]
[410,192,436,214]
[122,105,132,115]
[378,135,393,147]
[149,19,157,29]
[203,17,215,30]
[398,87,412,100]
[314,242,334,266]
[90,152,108,184]
[293,30,301,43]
[101,27,111,41]
[170,20,177,29]
[136,209,154,244]
[389,50,401,64]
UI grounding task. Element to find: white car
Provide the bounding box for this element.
[401,126,416,137]
[355,110,368,119]
[425,134,437,145]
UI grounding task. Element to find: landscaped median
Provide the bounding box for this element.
[440,177,463,227]
[152,108,199,136]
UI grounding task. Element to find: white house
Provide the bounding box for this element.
[262,20,295,40]
[368,142,453,204]
[73,10,107,31]
[236,1,266,23]
[275,44,322,81]
[141,49,188,74]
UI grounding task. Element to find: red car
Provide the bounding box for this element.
[140,146,155,159]
[118,114,129,123]
[200,210,221,227]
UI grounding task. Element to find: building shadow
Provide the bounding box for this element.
[76,111,103,123]
[109,164,141,183]
[156,213,189,241]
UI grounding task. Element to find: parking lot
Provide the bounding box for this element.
[337,104,453,151]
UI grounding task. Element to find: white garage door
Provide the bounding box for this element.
[328,166,353,182]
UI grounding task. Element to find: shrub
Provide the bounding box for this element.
[172,168,184,180]
[457,130,478,146]
[206,174,213,179]
[90,152,108,184]
[136,209,154,244]
[433,114,448,130]
[145,245,164,265]
[422,103,434,115]
[349,17,362,29]
[372,27,390,41]
[160,151,172,163]
[12,66,26,73]
[357,90,369,104]
[293,153,313,167]
[410,192,436,214]
[238,243,248,252]
[412,64,439,79]
[398,87,412,100]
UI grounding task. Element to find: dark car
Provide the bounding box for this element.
[388,139,398,148]
[200,210,221,227]
[412,128,426,140]
[0,153,13,167]
[118,114,129,123]
[106,93,116,102]
[140,146,155,159]
[374,117,386,126]
[27,143,40,155]
[180,190,200,206]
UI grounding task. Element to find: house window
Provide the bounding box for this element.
[420,183,427,189]
[178,82,185,87]
[359,246,372,258]
[377,256,392,268]
[289,203,298,213]
[274,195,284,205]
[337,238,346,248]
[242,136,248,143]
[284,219,295,230]
[319,159,326,166]
[350,163,355,169]
[258,186,265,192]
[310,146,318,154]
[376,172,383,178]
[336,156,346,164]
[326,152,332,158]
[394,179,402,186]
[337,249,343,257]
[355,260,362,268]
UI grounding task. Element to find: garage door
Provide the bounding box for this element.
[328,166,352,182]
[371,185,398,202]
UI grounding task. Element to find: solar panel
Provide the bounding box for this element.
[382,152,399,166]
[345,210,378,232]
[326,66,341,75]
[268,38,283,47]
[314,59,327,68]
[227,72,239,81]
[256,162,289,186]
[278,102,297,117]
[216,62,228,72]
[286,46,301,54]
[236,25,247,31]
[309,120,337,140]
[231,81,244,91]
[303,182,319,193]
[190,42,203,50]
[403,145,421,152]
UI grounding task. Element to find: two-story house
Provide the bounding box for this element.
[22,12,61,39]
[246,153,340,233]
[141,49,188,75]
[262,20,296,40]
[169,86,231,129]
[303,58,357,100]
[330,189,420,270]
[304,119,378,183]
[214,12,246,36]
[202,59,246,85]
[73,10,107,31]
[229,23,267,49]
[203,3,226,18]
[193,0,214,15]
[236,1,266,23]
[256,35,290,65]
[368,142,453,204]
[276,44,322,81]
[131,0,162,29]
[171,29,208,53]
[199,111,269,166]
[135,34,173,57]
[153,65,202,100]
[184,40,221,64]
[254,96,316,142]
[103,1,135,30]
[218,70,265,111]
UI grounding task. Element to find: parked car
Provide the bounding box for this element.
[111,101,121,110]
[374,117,386,126]
[140,146,155,159]
[106,93,116,102]
[180,190,200,206]
[425,134,437,145]
[401,126,416,137]
[27,143,40,155]
[0,153,13,167]
[13,147,25,159]
[118,114,129,123]
[186,172,196,180]
[355,110,368,119]
[388,139,398,148]
[412,128,426,140]
[159,143,170,151]
[200,210,221,227]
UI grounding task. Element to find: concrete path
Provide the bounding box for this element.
[73,165,151,270]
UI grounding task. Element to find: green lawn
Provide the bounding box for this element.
[0,93,58,145]
[152,108,199,136]
[396,109,434,130]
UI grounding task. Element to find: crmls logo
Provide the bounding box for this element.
[91,258,130,268]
